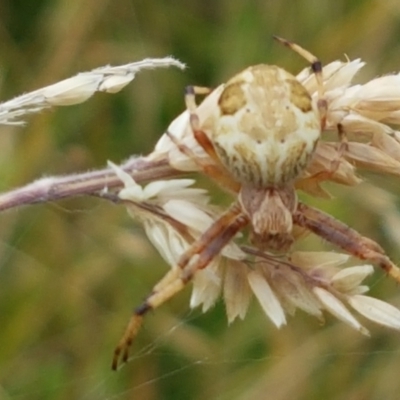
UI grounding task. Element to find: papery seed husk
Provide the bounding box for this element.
[348,295,400,331]
[313,287,369,336]
[224,260,252,323]
[248,270,286,328]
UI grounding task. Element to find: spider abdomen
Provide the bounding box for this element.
[205,64,320,187]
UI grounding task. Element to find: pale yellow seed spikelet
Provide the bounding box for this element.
[190,260,222,312]
[353,74,400,110]
[290,251,350,271]
[267,266,323,318]
[331,265,374,294]
[43,75,104,106]
[162,200,216,232]
[110,161,208,205]
[0,57,185,125]
[247,269,287,328]
[297,59,365,94]
[145,179,208,202]
[323,59,365,92]
[143,219,189,267]
[108,161,137,187]
[347,295,400,331]
[223,260,252,323]
[313,287,370,336]
[98,74,135,93]
[371,127,400,161]
[346,142,400,175]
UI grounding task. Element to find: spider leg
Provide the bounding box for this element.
[166,85,241,192]
[293,202,400,282]
[273,35,327,128]
[167,131,240,192]
[112,204,248,370]
[297,123,349,190]
[185,86,220,161]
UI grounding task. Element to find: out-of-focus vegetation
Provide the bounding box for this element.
[1,1,400,399]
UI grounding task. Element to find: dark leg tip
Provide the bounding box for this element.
[111,353,119,371]
[311,60,322,73]
[135,302,152,316]
[272,35,292,47]
[185,86,195,96]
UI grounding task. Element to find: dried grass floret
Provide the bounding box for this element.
[0,57,185,125]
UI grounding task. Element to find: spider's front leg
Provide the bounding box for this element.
[296,124,350,195]
[293,202,400,282]
[273,35,327,126]
[112,203,248,370]
[167,86,241,193]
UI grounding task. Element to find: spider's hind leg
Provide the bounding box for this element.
[294,202,400,283]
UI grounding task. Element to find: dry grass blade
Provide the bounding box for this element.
[0,57,185,125]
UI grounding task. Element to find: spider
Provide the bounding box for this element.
[111,36,400,370]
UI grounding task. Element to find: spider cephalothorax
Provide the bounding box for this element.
[112,37,400,370]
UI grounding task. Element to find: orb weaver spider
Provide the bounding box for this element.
[112,37,400,370]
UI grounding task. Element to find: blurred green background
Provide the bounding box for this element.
[1,0,400,399]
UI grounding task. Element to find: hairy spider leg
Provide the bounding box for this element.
[166,85,241,192]
[112,203,248,370]
[274,37,351,188]
[273,35,327,128]
[297,124,350,193]
[166,130,240,193]
[294,202,400,283]
[185,86,220,158]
